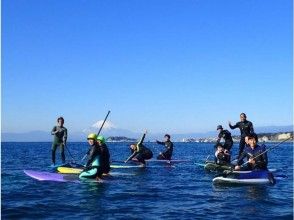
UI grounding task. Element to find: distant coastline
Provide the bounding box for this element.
[182,131,294,143]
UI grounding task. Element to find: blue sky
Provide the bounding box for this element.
[2,0,293,134]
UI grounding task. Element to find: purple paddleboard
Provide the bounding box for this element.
[24,170,80,183]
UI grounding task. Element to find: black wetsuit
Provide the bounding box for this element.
[51,126,67,164]
[80,143,112,179]
[156,140,174,160]
[98,143,111,174]
[229,120,254,158]
[217,130,233,151]
[128,134,153,164]
[237,144,268,170]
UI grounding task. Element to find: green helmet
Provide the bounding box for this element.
[97,135,106,144]
[87,133,97,140]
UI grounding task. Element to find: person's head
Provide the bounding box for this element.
[248,134,257,148]
[216,143,224,152]
[96,135,106,145]
[217,125,223,131]
[240,113,247,122]
[87,133,97,146]
[57,117,64,126]
[130,144,137,151]
[245,136,250,144]
[164,134,171,141]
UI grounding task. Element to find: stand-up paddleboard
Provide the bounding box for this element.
[58,167,83,174]
[57,167,136,176]
[24,170,104,183]
[145,159,189,163]
[204,163,233,172]
[49,162,85,170]
[196,162,277,173]
[111,164,175,169]
[213,170,274,185]
[24,170,80,183]
[112,159,188,164]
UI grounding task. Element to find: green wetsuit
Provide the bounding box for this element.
[51,126,67,164]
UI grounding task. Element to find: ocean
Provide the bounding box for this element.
[2,142,293,219]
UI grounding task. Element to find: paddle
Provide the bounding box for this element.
[65,144,76,162]
[216,137,292,178]
[81,110,111,162]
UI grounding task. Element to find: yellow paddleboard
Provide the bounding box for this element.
[57,167,83,174]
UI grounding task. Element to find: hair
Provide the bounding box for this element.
[57,117,64,123]
[240,113,247,118]
[216,143,223,148]
[248,133,258,142]
[164,134,171,139]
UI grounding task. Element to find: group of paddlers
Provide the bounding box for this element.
[50,112,269,180]
[214,113,268,171]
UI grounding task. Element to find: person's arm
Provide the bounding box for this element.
[156,140,165,145]
[63,128,67,145]
[138,133,146,146]
[229,122,239,130]
[236,152,247,166]
[86,146,98,167]
[216,133,222,143]
[51,126,57,135]
[125,151,137,163]
[249,122,254,134]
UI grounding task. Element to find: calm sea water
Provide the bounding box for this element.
[2,142,293,219]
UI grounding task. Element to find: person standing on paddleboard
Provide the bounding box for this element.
[51,117,67,165]
[125,130,153,166]
[229,113,254,159]
[156,134,174,160]
[235,134,268,171]
[216,125,233,152]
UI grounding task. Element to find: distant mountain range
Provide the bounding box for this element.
[1,125,293,142]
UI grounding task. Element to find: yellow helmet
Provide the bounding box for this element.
[87,133,97,140]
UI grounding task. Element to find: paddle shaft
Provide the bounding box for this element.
[96,110,111,136]
[81,110,111,162]
[65,144,75,161]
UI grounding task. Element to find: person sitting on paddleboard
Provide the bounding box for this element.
[216,125,233,151]
[229,113,254,159]
[51,117,67,165]
[79,134,107,180]
[96,135,111,176]
[156,134,174,160]
[214,143,231,165]
[235,134,268,171]
[125,130,153,166]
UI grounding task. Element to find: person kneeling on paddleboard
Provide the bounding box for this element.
[214,143,231,165]
[96,135,111,176]
[79,134,108,180]
[235,134,268,171]
[156,134,174,160]
[125,130,153,166]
